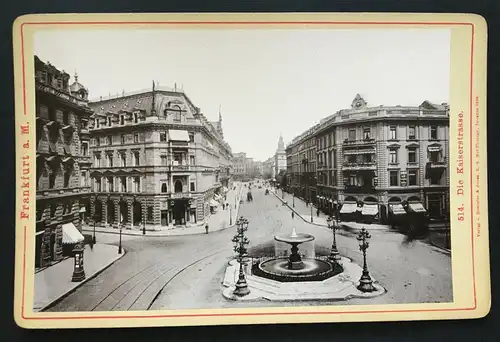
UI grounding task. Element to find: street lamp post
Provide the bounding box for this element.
[229,205,233,226]
[292,192,295,208]
[232,216,250,297]
[310,193,313,223]
[118,224,123,254]
[327,216,340,262]
[92,216,97,244]
[356,227,376,292]
[142,217,146,235]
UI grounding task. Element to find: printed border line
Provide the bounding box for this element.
[18,20,476,321]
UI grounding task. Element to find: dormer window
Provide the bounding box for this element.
[95,118,100,129]
[133,113,138,123]
[40,71,48,83]
[56,78,63,89]
[108,117,112,126]
[120,115,125,125]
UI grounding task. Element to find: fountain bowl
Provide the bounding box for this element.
[252,257,343,283]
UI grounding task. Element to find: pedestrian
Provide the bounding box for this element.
[316,208,320,217]
[291,211,295,219]
[205,224,209,234]
[306,201,309,207]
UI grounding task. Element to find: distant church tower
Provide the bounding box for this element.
[274,133,287,180]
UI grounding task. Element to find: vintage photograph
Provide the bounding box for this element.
[32,27,453,313]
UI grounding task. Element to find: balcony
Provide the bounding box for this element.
[169,192,192,199]
[169,164,191,172]
[342,161,377,171]
[344,185,376,193]
[427,160,447,169]
[342,138,376,147]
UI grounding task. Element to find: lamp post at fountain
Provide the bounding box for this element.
[356,227,376,292]
[292,192,295,208]
[232,216,250,297]
[327,216,340,262]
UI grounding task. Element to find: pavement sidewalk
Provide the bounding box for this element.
[271,189,390,231]
[82,184,245,237]
[33,243,125,312]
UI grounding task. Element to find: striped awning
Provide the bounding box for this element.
[361,204,379,216]
[343,149,376,155]
[340,202,358,214]
[409,202,427,213]
[62,223,84,245]
[389,203,407,215]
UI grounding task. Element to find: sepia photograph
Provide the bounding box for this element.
[30,26,454,313]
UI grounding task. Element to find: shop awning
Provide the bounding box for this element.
[409,202,427,213]
[389,203,407,215]
[361,204,379,216]
[62,223,84,245]
[168,129,190,142]
[210,199,219,207]
[340,202,358,214]
[343,149,376,155]
[427,145,442,152]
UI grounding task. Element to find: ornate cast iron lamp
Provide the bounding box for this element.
[356,227,376,292]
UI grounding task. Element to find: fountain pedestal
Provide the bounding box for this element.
[288,243,304,270]
[275,227,315,271]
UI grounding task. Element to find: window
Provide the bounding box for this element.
[63,167,71,188]
[174,111,181,121]
[121,135,125,145]
[430,150,441,162]
[81,142,88,156]
[190,182,195,192]
[389,171,399,186]
[363,127,371,140]
[389,149,398,163]
[362,154,372,163]
[430,170,443,185]
[107,135,112,145]
[95,118,100,129]
[160,155,167,166]
[63,111,69,125]
[161,183,167,193]
[107,154,114,167]
[120,176,127,192]
[95,155,101,167]
[134,133,139,143]
[430,126,438,140]
[190,155,195,165]
[95,178,102,192]
[408,170,418,186]
[160,132,167,142]
[96,137,100,147]
[147,207,154,221]
[408,148,417,163]
[108,177,114,192]
[57,78,63,89]
[133,152,140,166]
[408,126,416,140]
[49,172,56,189]
[390,126,397,140]
[121,154,127,167]
[189,132,194,142]
[133,113,138,123]
[134,177,140,192]
[348,128,356,141]
[107,117,112,126]
[120,115,125,125]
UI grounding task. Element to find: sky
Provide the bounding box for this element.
[34,28,450,161]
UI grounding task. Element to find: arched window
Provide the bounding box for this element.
[173,105,181,122]
[174,180,183,193]
[161,183,167,193]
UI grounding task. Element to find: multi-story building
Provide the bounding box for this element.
[34,56,93,267]
[232,152,247,180]
[87,84,233,230]
[286,125,318,203]
[262,157,274,179]
[288,94,450,223]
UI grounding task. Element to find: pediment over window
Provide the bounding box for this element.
[387,143,401,149]
[406,143,419,149]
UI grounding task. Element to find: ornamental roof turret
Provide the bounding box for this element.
[69,72,89,101]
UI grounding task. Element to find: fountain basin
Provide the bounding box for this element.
[252,257,343,283]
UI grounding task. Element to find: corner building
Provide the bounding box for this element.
[88,85,233,230]
[287,94,450,223]
[34,56,93,267]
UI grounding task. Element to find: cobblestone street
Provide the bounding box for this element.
[45,185,452,312]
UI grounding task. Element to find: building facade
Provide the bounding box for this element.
[35,56,93,267]
[287,94,450,223]
[286,126,318,203]
[87,84,233,230]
